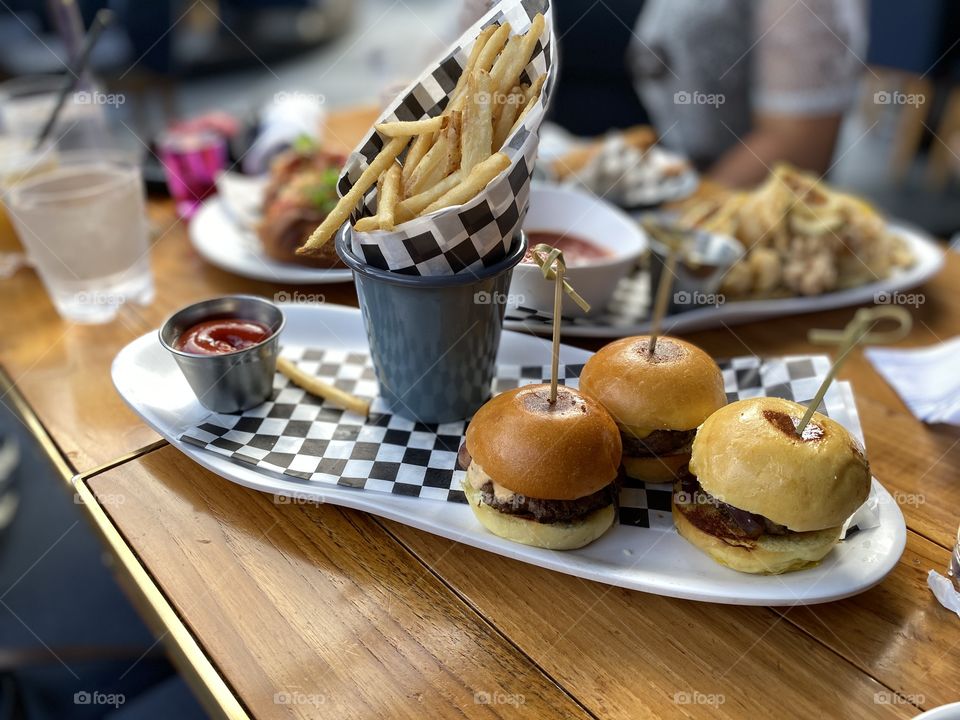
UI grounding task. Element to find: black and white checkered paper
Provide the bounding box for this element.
[507,271,651,331]
[343,0,556,276]
[180,349,861,530]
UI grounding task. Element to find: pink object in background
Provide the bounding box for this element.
[157,129,228,219]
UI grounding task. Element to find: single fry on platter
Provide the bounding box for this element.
[276,357,371,416]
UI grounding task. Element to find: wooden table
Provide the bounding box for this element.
[3,107,960,719]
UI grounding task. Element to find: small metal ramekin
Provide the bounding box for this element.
[646,220,744,315]
[159,295,285,413]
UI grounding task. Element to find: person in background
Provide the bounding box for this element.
[461,0,867,187]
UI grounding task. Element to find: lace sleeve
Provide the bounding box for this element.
[753,0,868,115]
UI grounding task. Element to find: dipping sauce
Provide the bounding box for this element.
[175,318,273,355]
[523,230,613,266]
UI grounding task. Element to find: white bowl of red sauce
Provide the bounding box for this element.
[159,295,284,413]
[511,184,648,317]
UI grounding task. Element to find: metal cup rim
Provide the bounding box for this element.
[158,294,285,361]
[335,227,527,287]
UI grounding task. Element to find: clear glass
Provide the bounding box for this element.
[156,129,227,219]
[0,75,109,151]
[0,137,57,273]
[5,150,154,323]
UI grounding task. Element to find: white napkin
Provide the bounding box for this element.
[241,93,326,176]
[928,571,960,618]
[865,337,960,425]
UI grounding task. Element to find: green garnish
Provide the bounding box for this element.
[292,134,319,154]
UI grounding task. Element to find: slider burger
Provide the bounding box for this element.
[579,336,726,483]
[674,397,871,574]
[460,384,622,550]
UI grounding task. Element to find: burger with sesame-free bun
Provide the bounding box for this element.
[674,397,872,574]
[578,335,727,483]
[459,384,622,550]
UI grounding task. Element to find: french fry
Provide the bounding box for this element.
[493,85,523,149]
[277,357,371,416]
[447,22,512,115]
[378,163,401,230]
[422,152,510,215]
[397,168,464,217]
[448,24,496,106]
[461,70,494,173]
[402,115,449,184]
[489,34,525,94]
[446,109,462,170]
[354,216,381,232]
[475,23,511,75]
[375,116,444,137]
[494,13,544,97]
[375,170,386,205]
[402,132,435,183]
[298,135,409,254]
[509,74,545,137]
[404,111,460,196]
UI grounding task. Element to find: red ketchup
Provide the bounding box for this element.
[175,318,272,355]
[523,230,613,266]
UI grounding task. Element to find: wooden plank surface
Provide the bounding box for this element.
[775,532,960,711]
[87,446,589,720]
[0,264,158,470]
[379,518,919,720]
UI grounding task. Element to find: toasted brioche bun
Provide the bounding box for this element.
[580,336,726,432]
[689,397,870,532]
[673,505,842,574]
[465,384,621,500]
[464,479,616,550]
[622,452,690,483]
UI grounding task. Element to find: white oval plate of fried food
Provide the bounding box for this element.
[112,303,905,606]
[190,196,353,285]
[504,165,945,337]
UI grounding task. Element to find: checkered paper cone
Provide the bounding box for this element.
[340,0,556,276]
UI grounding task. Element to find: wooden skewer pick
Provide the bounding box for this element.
[797,305,912,434]
[647,242,679,357]
[550,262,564,403]
[529,243,590,404]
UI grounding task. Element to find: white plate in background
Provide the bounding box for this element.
[505,223,944,338]
[190,196,353,285]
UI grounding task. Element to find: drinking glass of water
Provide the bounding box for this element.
[4,150,154,323]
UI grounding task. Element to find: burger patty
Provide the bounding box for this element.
[621,428,696,457]
[673,472,790,541]
[479,480,619,524]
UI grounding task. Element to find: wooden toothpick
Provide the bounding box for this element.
[648,243,678,357]
[797,306,912,433]
[529,243,590,404]
[550,262,564,403]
